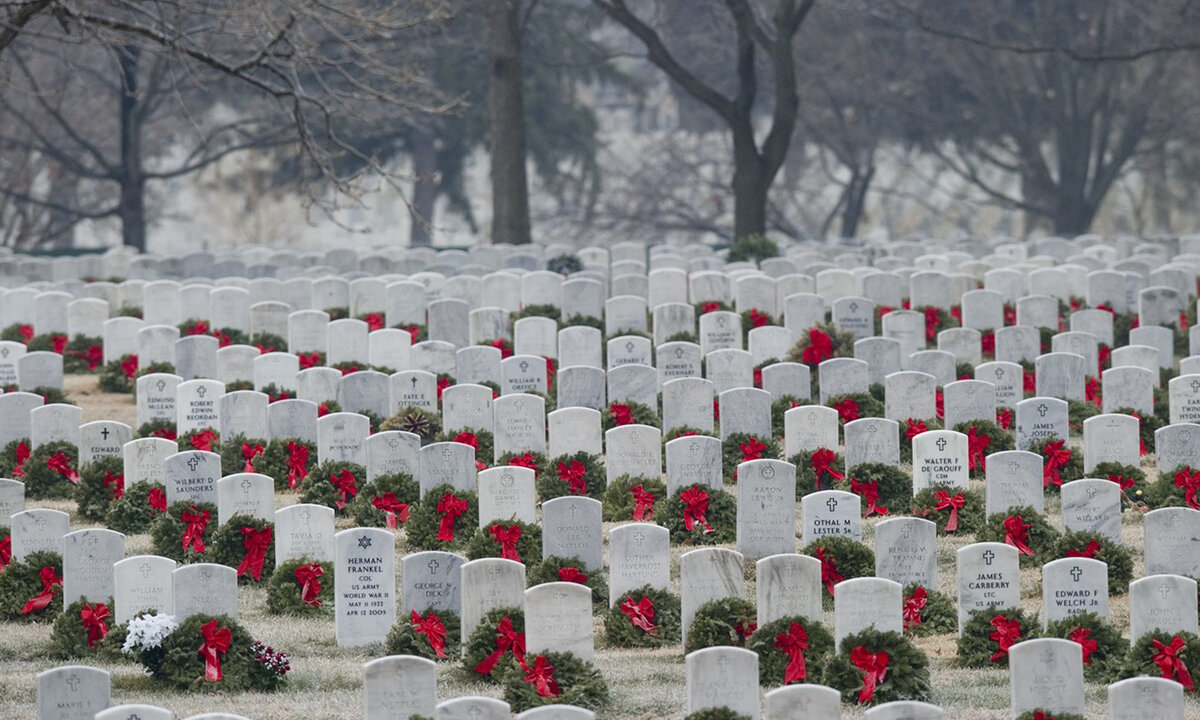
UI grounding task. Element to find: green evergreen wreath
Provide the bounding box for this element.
[836,462,911,517]
[133,362,176,382]
[1067,400,1100,433]
[0,438,28,478]
[663,426,708,442]
[385,609,462,661]
[657,484,737,545]
[601,474,667,522]
[684,596,758,654]
[75,455,125,521]
[527,557,607,612]
[770,395,806,434]
[800,536,875,608]
[406,484,479,551]
[790,448,846,495]
[539,452,607,501]
[1016,712,1085,720]
[604,585,681,647]
[0,550,63,621]
[177,429,220,454]
[564,314,603,331]
[721,433,781,483]
[250,332,287,353]
[1147,464,1200,510]
[106,481,166,534]
[150,501,218,563]
[1118,630,1200,687]
[266,558,335,616]
[826,393,885,425]
[99,355,137,393]
[25,333,66,354]
[747,615,835,686]
[256,438,317,491]
[497,451,550,480]
[435,428,494,468]
[786,322,856,367]
[499,650,609,713]
[911,486,984,536]
[210,515,276,583]
[462,606,525,682]
[154,613,287,692]
[957,607,1039,667]
[466,520,543,565]
[515,304,562,322]
[1089,461,1147,508]
[219,435,270,476]
[1027,437,1083,493]
[1053,530,1132,595]
[898,418,942,466]
[1113,407,1163,454]
[392,323,427,342]
[902,583,956,637]
[380,406,441,443]
[28,386,73,406]
[136,419,177,440]
[977,506,1061,566]
[299,461,367,515]
[604,400,661,431]
[23,440,80,500]
[49,598,118,659]
[61,336,104,374]
[349,472,420,528]
[824,628,931,705]
[258,383,294,402]
[684,709,751,720]
[950,420,1015,479]
[1044,612,1125,683]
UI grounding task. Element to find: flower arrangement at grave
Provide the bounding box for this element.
[657,484,737,545]
[977,507,1060,566]
[770,395,806,433]
[406,484,479,551]
[22,440,80,500]
[136,418,177,440]
[62,335,105,374]
[99,354,141,393]
[150,501,217,563]
[498,450,550,479]
[463,606,526,681]
[528,557,607,612]
[250,332,287,354]
[348,471,419,529]
[380,406,441,444]
[211,515,275,584]
[1118,630,1200,690]
[601,474,666,522]
[539,452,607,501]
[911,487,984,536]
[435,429,495,470]
[901,583,955,636]
[721,433,780,482]
[791,448,846,495]
[75,455,125,521]
[218,435,269,475]
[0,438,31,478]
[684,709,752,720]
[1087,461,1149,509]
[25,331,69,355]
[604,400,661,431]
[1026,438,1083,492]
[466,520,542,564]
[299,461,366,515]
[258,439,317,491]
[684,596,758,653]
[747,615,835,686]
[1067,399,1099,432]
[695,300,733,315]
[827,393,884,426]
[0,550,62,620]
[49,598,116,659]
[1053,530,1133,595]
[500,650,609,713]
[950,420,1014,478]
[801,536,875,607]
[385,608,461,661]
[1015,712,1085,720]
[265,556,336,615]
[825,628,931,705]
[836,462,910,517]
[604,585,681,647]
[106,481,167,533]
[786,323,855,368]
[178,428,220,453]
[126,612,290,691]
[956,607,1039,667]
[1044,612,1125,683]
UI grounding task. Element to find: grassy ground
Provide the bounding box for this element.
[0,375,1193,719]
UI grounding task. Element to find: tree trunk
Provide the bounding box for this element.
[117,45,146,252]
[409,127,437,247]
[486,0,531,245]
[839,165,874,238]
[731,126,767,240]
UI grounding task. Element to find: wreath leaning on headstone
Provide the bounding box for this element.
[0,438,29,479]
[824,628,931,706]
[466,520,543,565]
[1053,530,1132,595]
[385,608,462,661]
[956,607,1039,668]
[257,439,317,491]
[298,461,366,515]
[499,649,610,713]
[791,448,846,495]
[721,433,781,482]
[22,440,80,500]
[75,455,125,522]
[219,435,270,476]
[656,484,737,545]
[976,506,1061,566]
[149,501,217,564]
[836,462,911,518]
[177,428,220,454]
[746,615,836,686]
[1026,437,1084,493]
[604,585,681,648]
[1015,711,1085,720]
[1044,612,1125,683]
[406,484,479,552]
[539,452,607,502]
[266,558,334,616]
[49,598,118,659]
[911,486,984,536]
[1117,630,1200,689]
[605,400,661,431]
[210,515,276,584]
[825,393,884,426]
[136,419,177,440]
[950,419,1014,479]
[1087,461,1147,509]
[800,536,875,608]
[601,474,666,522]
[105,481,167,534]
[901,583,956,637]
[462,606,526,682]
[683,709,752,720]
[684,596,757,654]
[527,557,607,613]
[151,613,289,692]
[0,550,63,621]
[98,355,139,393]
[381,406,441,444]
[348,471,419,529]
[497,451,550,481]
[1147,463,1200,510]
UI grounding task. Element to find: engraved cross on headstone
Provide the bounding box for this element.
[196,385,207,398]
[1161,585,1173,599]
[427,559,440,574]
[1037,403,1048,417]
[1070,565,1082,582]
[139,562,152,578]
[100,427,110,440]
[65,674,80,692]
[187,456,200,472]
[936,437,947,452]
[633,532,645,546]
[982,550,995,566]
[826,498,838,512]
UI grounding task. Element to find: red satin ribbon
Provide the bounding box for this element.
[966,426,990,473]
[329,469,358,510]
[294,563,324,606]
[774,621,809,683]
[1003,515,1034,556]
[557,459,588,495]
[489,523,523,562]
[20,566,62,614]
[148,486,167,513]
[903,586,927,630]
[619,596,658,635]
[198,619,232,681]
[474,615,525,674]
[0,535,10,571]
[739,437,767,462]
[1152,636,1196,690]
[1066,540,1101,559]
[851,478,887,516]
[121,355,139,379]
[850,646,890,702]
[12,439,28,478]
[630,484,656,521]
[609,403,633,426]
[811,448,844,488]
[508,453,538,472]
[180,505,210,554]
[1042,440,1071,488]
[801,327,833,365]
[905,418,927,441]
[411,609,447,657]
[1176,467,1200,510]
[680,486,712,533]
[237,526,273,581]
[996,408,1012,429]
[1069,626,1097,664]
[47,452,79,484]
[81,602,110,649]
[286,441,309,489]
[989,615,1022,661]
[241,442,264,473]
[834,398,860,423]
[436,493,467,542]
[103,471,124,500]
[372,493,410,529]
[190,429,217,452]
[557,567,587,584]
[815,547,843,595]
[933,490,964,532]
[523,655,561,697]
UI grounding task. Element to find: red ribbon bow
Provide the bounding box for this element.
[815,547,843,595]
[996,408,1012,430]
[199,619,232,681]
[902,587,927,630]
[363,313,384,332]
[933,490,964,532]
[557,459,588,495]
[935,390,944,421]
[241,442,264,473]
[749,308,770,328]
[609,403,633,426]
[558,567,587,584]
[1107,473,1134,491]
[923,306,941,343]
[286,441,309,489]
[11,439,28,478]
[81,602,110,649]
[489,339,513,358]
[148,486,167,513]
[680,486,712,533]
[103,471,124,500]
[295,563,324,606]
[1066,540,1101,559]
[508,453,538,473]
[701,302,722,314]
[774,621,810,683]
[834,398,860,423]
[78,345,104,371]
[981,331,995,357]
[299,353,320,370]
[121,355,139,379]
[454,431,478,449]
[631,484,656,521]
[190,429,217,452]
[1176,467,1200,510]
[1042,440,1071,488]
[0,535,10,572]
[48,452,78,484]
[1069,626,1097,665]
[739,437,767,462]
[801,328,833,365]
[372,493,410,529]
[850,646,890,702]
[187,321,210,336]
[989,615,1022,661]
[436,493,467,542]
[20,566,62,614]
[619,596,658,635]
[180,505,210,554]
[489,523,523,562]
[237,526,273,581]
[411,609,447,658]
[330,469,358,510]
[851,478,887,516]
[1085,377,1101,406]
[474,615,526,674]
[1152,636,1196,690]
[1003,514,1034,556]
[17,324,32,342]
[523,655,561,697]
[905,418,927,441]
[966,426,990,473]
[811,448,845,489]
[50,334,68,354]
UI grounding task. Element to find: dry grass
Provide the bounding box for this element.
[0,376,1196,719]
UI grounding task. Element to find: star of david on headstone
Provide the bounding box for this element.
[65,674,79,691]
[1037,403,1048,417]
[187,456,200,472]
[428,559,440,574]
[982,550,995,565]
[826,498,838,512]
[196,386,207,398]
[357,535,373,549]
[936,437,947,452]
[1070,565,1082,582]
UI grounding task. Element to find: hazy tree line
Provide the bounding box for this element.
[1,0,1198,250]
